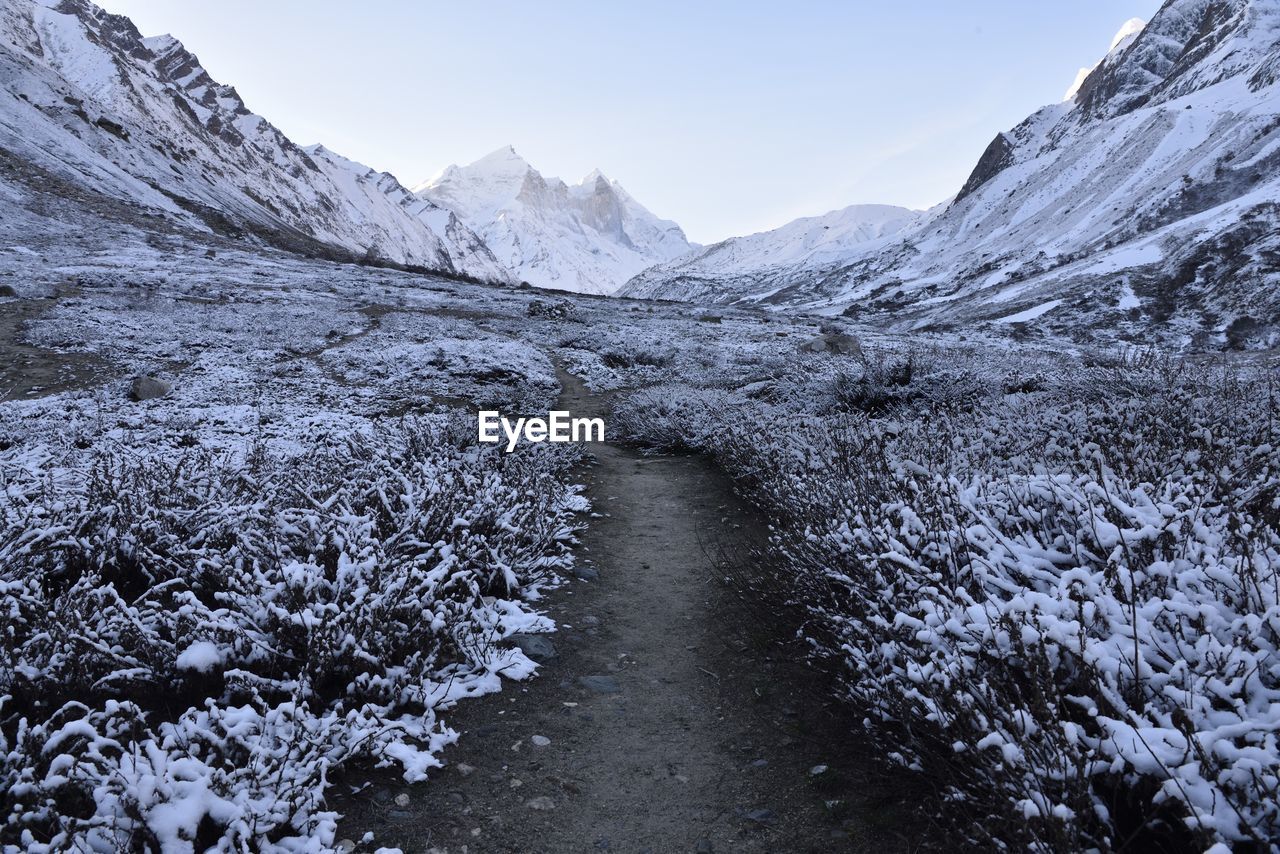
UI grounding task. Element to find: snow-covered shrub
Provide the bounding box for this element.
[615,349,1280,849]
[0,417,583,851]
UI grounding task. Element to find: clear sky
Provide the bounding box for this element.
[98,0,1163,244]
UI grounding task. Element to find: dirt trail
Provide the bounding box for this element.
[340,370,912,853]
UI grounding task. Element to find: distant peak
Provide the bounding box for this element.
[580,167,609,186]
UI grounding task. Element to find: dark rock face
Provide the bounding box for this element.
[953,133,1014,203]
[579,177,633,247]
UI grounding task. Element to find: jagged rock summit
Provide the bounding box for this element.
[416,146,695,295]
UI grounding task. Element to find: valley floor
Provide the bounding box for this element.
[2,212,1276,851]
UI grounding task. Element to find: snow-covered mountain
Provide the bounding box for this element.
[621,203,923,303]
[629,0,1280,348]
[415,146,694,295]
[0,0,511,282]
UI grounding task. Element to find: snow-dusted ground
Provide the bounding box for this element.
[0,235,586,851]
[2,194,1278,850]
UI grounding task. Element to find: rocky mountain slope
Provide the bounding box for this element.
[0,0,511,281]
[416,146,694,294]
[627,0,1280,349]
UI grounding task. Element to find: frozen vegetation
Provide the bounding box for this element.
[0,236,599,850]
[0,209,1276,849]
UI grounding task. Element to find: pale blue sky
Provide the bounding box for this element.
[100,1,1163,243]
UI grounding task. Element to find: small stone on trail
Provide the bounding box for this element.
[336,840,356,853]
[695,840,714,854]
[578,675,620,694]
[744,808,776,826]
[526,796,556,811]
[809,764,830,776]
[455,762,476,777]
[531,734,551,747]
[393,793,410,807]
[750,758,768,768]
[573,565,599,581]
[510,634,557,663]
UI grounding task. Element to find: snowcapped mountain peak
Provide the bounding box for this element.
[416,149,693,294]
[1072,0,1271,119]
[415,145,539,225]
[1065,17,1148,101]
[1109,17,1148,51]
[474,144,532,173]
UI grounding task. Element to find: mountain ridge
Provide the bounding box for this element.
[0,0,512,282]
[620,203,923,302]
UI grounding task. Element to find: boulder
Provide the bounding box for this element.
[130,376,172,401]
[801,336,827,353]
[801,333,862,356]
[824,332,862,356]
[527,299,574,320]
